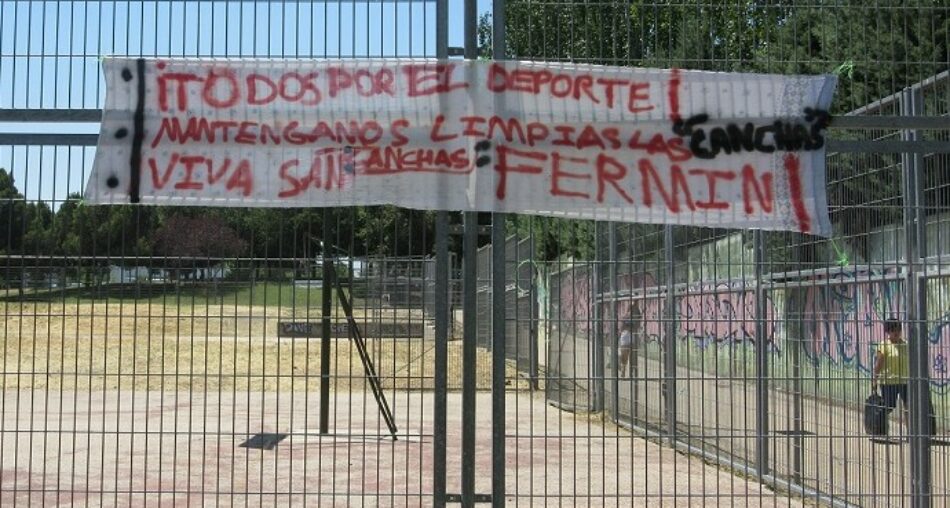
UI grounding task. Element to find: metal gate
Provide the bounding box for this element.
[0,1,460,505]
[2,1,950,507]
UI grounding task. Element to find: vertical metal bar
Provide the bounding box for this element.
[461,1,479,503]
[791,299,804,484]
[320,209,332,435]
[433,213,449,507]
[434,2,449,505]
[491,1,507,506]
[900,86,932,507]
[753,229,769,480]
[663,225,676,446]
[592,222,605,412]
[608,223,619,419]
[491,216,506,508]
[461,213,478,505]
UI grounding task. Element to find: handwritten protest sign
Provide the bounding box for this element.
[85,58,837,235]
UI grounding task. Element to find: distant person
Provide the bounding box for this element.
[872,318,909,427]
[618,322,633,377]
[618,305,642,377]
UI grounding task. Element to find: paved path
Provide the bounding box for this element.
[1,390,804,507]
[606,353,949,507]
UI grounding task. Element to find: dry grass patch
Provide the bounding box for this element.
[1,300,532,393]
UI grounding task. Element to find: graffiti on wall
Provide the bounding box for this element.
[802,270,902,371]
[802,269,950,388]
[602,273,778,350]
[929,314,950,388]
[554,266,593,335]
[553,265,950,388]
[639,284,778,349]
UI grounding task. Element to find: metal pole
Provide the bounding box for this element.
[461,0,479,503]
[592,222,605,412]
[491,217,506,508]
[491,1,507,506]
[608,223,619,419]
[319,209,332,435]
[461,213,478,505]
[663,225,677,445]
[792,303,804,484]
[900,87,932,508]
[433,2,449,504]
[433,212,449,507]
[753,229,769,480]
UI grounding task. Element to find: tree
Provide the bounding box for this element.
[354,207,435,257]
[0,168,28,254]
[757,2,948,112]
[21,202,55,254]
[152,213,248,280]
[67,203,158,259]
[756,3,948,254]
[51,193,83,257]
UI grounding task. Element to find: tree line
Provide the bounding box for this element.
[0,168,439,262]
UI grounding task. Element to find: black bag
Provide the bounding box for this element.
[864,391,888,436]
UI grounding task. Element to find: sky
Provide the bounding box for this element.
[0,0,492,205]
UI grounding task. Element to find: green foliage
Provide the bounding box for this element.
[757,2,948,113]
[506,215,597,261]
[354,207,435,257]
[477,12,493,59]
[0,169,27,253]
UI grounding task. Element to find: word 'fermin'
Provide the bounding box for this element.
[87,59,838,236]
[144,145,794,228]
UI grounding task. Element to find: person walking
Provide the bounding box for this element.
[618,322,633,378]
[872,318,909,431]
[617,305,642,378]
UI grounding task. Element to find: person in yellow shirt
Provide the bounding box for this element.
[872,319,909,421]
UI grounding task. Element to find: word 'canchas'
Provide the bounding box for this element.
[673,108,831,159]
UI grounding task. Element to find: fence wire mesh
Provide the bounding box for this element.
[0,0,948,507]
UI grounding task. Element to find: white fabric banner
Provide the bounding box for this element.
[86,58,837,236]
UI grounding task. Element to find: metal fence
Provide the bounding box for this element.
[1,0,949,507]
[475,235,537,385]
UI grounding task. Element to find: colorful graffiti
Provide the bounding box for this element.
[600,273,778,349]
[930,314,950,388]
[552,265,950,388]
[801,269,950,388]
[554,266,593,334]
[637,283,778,349]
[801,270,902,372]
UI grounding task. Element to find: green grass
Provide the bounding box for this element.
[142,282,331,308]
[4,282,340,309]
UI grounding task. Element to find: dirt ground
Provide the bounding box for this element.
[0,390,806,507]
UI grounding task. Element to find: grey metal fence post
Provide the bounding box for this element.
[491,1,508,505]
[320,209,332,435]
[491,214,507,507]
[461,213,478,504]
[592,222,605,412]
[791,302,804,484]
[663,225,677,445]
[900,87,932,508]
[753,229,769,480]
[433,3,449,504]
[434,212,449,507]
[461,0,479,502]
[608,223,619,420]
